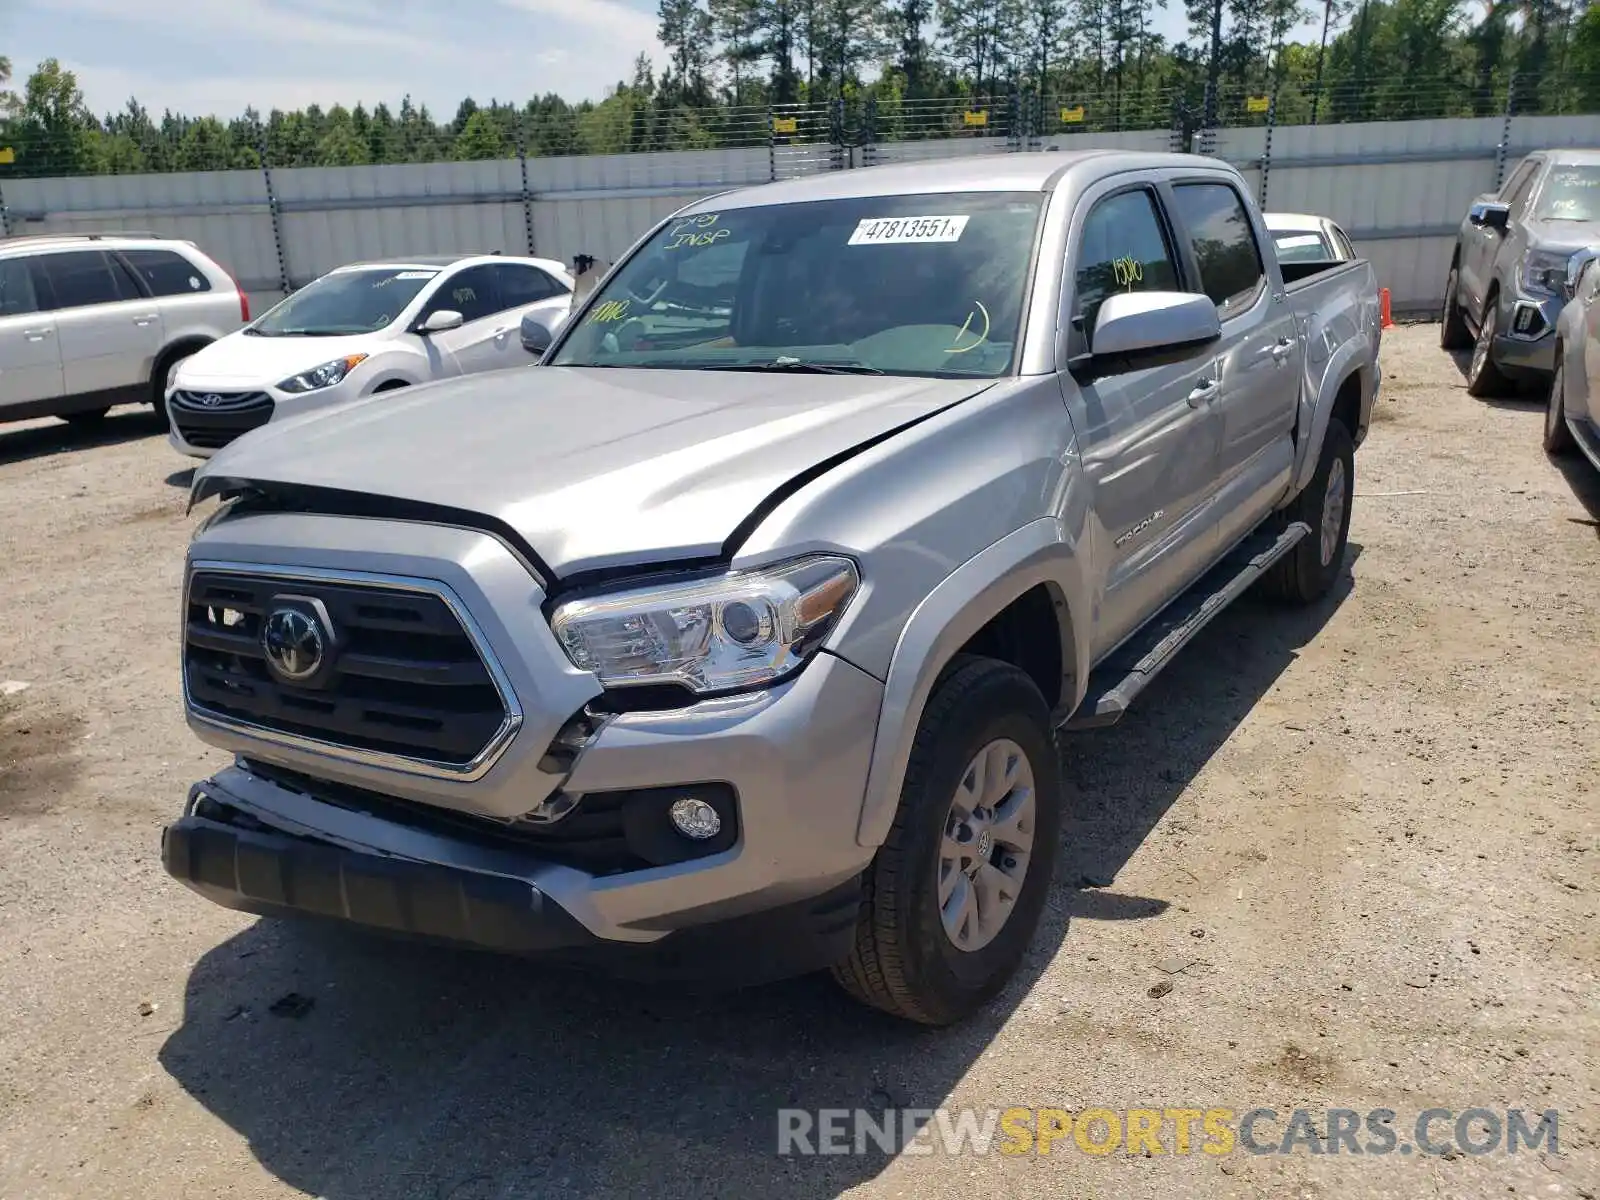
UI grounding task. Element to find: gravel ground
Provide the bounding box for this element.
[0,324,1596,1200]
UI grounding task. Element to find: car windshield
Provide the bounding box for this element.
[548,191,1044,378]
[1537,166,1600,221]
[1272,231,1336,262]
[246,268,438,336]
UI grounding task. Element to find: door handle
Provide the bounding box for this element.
[21,327,53,342]
[1187,379,1220,408]
[1271,338,1294,361]
[133,314,159,326]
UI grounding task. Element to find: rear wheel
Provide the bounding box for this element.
[1440,264,1471,350]
[831,656,1063,1026]
[1264,418,1354,605]
[151,346,204,423]
[1545,359,1576,456]
[1466,298,1512,398]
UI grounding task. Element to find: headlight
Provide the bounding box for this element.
[1523,251,1574,295]
[550,555,859,694]
[277,354,368,394]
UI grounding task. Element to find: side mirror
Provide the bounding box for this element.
[418,309,464,334]
[1469,202,1511,231]
[1090,291,1222,359]
[520,314,553,356]
[1564,248,1600,301]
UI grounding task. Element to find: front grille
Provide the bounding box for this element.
[169,390,273,449]
[184,569,514,770]
[243,761,643,875]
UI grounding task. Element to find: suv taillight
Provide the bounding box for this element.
[234,279,250,322]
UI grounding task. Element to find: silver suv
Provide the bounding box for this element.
[0,233,248,428]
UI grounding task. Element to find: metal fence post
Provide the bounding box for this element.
[0,178,11,238]
[257,131,291,297]
[863,96,878,169]
[1494,72,1518,190]
[1169,95,1188,154]
[1259,91,1278,208]
[515,114,536,256]
[1006,90,1022,152]
[767,106,777,183]
[830,98,846,171]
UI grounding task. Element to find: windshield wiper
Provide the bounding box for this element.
[701,357,884,376]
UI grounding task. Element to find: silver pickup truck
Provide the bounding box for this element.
[164,151,1381,1026]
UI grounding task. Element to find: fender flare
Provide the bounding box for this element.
[1291,342,1371,494]
[854,517,1089,848]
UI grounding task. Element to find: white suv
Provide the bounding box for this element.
[166,254,574,458]
[0,233,249,429]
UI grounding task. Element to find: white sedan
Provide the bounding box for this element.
[166,253,572,457]
[1263,211,1357,265]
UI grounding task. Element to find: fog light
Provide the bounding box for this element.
[668,797,723,840]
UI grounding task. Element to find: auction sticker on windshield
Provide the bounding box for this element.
[849,215,970,245]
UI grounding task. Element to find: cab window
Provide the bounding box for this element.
[1074,189,1181,341]
[1170,183,1267,319]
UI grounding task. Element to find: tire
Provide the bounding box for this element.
[1545,357,1576,456]
[151,345,204,422]
[1264,417,1355,605]
[1440,264,1471,350]
[831,655,1063,1026]
[61,407,110,427]
[1466,296,1512,398]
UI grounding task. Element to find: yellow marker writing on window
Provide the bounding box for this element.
[1112,257,1143,289]
[946,301,991,354]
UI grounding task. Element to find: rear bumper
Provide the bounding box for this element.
[162,802,861,984]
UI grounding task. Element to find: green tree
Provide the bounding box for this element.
[659,0,718,103]
[12,59,99,175]
[454,108,509,159]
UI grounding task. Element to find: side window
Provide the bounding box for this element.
[426,265,500,324]
[1506,161,1542,215]
[1498,160,1536,202]
[120,249,213,297]
[493,264,565,308]
[1331,225,1355,260]
[1170,183,1267,319]
[34,251,132,311]
[1073,189,1181,340]
[0,258,39,317]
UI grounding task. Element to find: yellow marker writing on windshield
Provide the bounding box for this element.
[946,301,991,354]
[1112,256,1143,289]
[589,299,632,324]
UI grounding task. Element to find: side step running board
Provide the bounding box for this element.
[1061,521,1311,731]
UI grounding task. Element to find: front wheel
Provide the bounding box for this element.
[1467,299,1512,398]
[1545,359,1576,456]
[1264,418,1355,605]
[831,656,1063,1026]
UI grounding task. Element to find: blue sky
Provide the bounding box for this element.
[5,0,1322,121]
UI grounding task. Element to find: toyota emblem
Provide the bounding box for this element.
[261,607,326,683]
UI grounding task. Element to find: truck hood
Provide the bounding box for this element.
[194,365,994,578]
[1524,217,1600,250]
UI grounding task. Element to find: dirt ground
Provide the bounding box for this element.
[0,323,1596,1200]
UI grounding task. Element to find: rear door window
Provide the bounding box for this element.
[493,263,567,307]
[34,251,136,311]
[1170,183,1267,319]
[425,265,500,324]
[121,249,213,296]
[0,258,40,316]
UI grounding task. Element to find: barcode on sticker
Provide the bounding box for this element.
[849,215,969,245]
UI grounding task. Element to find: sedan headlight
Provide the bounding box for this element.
[550,555,860,694]
[1523,250,1574,295]
[277,354,368,394]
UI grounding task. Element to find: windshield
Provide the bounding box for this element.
[548,191,1044,378]
[1272,231,1336,263]
[247,268,438,336]
[1537,166,1600,221]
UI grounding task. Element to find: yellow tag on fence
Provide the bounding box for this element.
[1246,95,1271,113]
[963,110,988,127]
[0,147,14,165]
[772,117,798,135]
[1060,106,1085,123]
